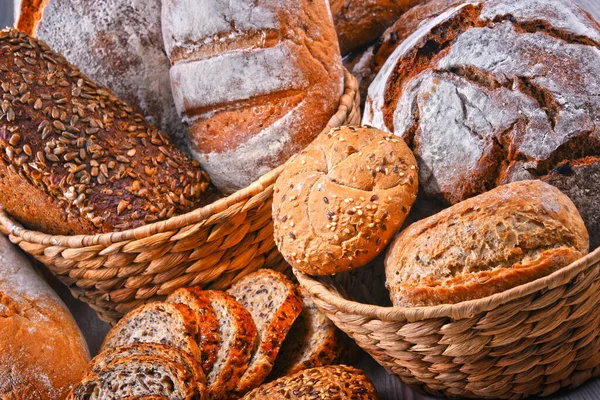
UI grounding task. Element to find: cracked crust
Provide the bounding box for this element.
[385,180,589,307]
[227,270,303,395]
[273,125,419,275]
[363,0,600,245]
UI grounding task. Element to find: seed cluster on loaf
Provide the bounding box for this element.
[0,29,209,234]
[273,125,418,276]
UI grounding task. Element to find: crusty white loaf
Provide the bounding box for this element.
[162,0,345,193]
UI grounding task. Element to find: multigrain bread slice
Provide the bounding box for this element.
[68,356,200,400]
[227,269,303,395]
[240,365,378,399]
[100,302,201,364]
[89,344,207,396]
[268,287,341,379]
[204,291,257,399]
[167,287,221,374]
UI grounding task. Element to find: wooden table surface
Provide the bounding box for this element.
[2,1,600,399]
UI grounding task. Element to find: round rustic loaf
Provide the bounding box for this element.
[273,125,418,276]
[363,0,600,248]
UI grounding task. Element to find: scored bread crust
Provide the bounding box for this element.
[167,287,221,374]
[227,269,303,395]
[385,180,589,307]
[240,365,378,399]
[204,290,257,400]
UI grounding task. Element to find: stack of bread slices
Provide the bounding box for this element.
[68,269,342,399]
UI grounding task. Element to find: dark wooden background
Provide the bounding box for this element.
[2,0,600,399]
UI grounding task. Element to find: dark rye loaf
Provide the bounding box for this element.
[0,29,209,235]
[362,0,600,247]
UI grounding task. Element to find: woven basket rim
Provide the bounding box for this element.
[0,69,358,249]
[296,245,600,322]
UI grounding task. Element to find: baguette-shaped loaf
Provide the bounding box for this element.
[162,0,344,193]
[0,29,209,234]
[385,180,589,307]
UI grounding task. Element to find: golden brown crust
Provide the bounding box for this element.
[385,180,589,307]
[273,125,419,275]
[15,0,48,36]
[0,28,209,235]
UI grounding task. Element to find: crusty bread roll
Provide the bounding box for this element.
[385,181,589,307]
[16,0,185,145]
[0,234,90,398]
[162,0,345,194]
[273,126,418,276]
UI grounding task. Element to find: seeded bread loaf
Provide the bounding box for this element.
[167,287,221,374]
[69,356,200,400]
[204,290,257,400]
[89,344,207,397]
[273,125,418,275]
[162,0,344,194]
[240,365,378,399]
[0,29,209,235]
[362,0,600,247]
[227,270,303,395]
[386,181,589,307]
[100,302,202,365]
[16,0,185,145]
[269,287,341,379]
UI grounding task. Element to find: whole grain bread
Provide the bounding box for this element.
[100,302,202,365]
[204,290,257,399]
[167,287,221,374]
[162,0,344,193]
[0,28,209,235]
[240,365,378,399]
[273,125,419,275]
[269,287,341,379]
[227,270,303,395]
[69,355,200,400]
[385,180,589,307]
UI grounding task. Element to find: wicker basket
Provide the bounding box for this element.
[296,246,600,399]
[0,70,360,324]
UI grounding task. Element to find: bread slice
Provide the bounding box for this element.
[167,287,221,374]
[268,287,341,379]
[89,343,206,396]
[100,302,201,365]
[227,269,303,395]
[240,365,378,399]
[68,355,200,400]
[204,291,257,399]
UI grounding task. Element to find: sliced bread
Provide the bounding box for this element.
[167,287,221,374]
[268,287,341,379]
[227,269,303,395]
[89,343,207,397]
[100,302,201,364]
[69,355,200,400]
[204,290,257,399]
[240,365,378,399]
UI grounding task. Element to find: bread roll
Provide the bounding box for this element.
[162,0,344,194]
[386,181,589,307]
[16,0,185,145]
[0,234,90,398]
[273,126,418,276]
[0,29,209,235]
[362,0,600,246]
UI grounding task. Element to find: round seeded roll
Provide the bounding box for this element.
[273,125,418,276]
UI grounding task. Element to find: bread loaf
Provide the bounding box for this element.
[362,0,600,246]
[385,181,589,307]
[0,234,90,399]
[0,29,209,235]
[16,0,185,144]
[162,0,344,194]
[273,126,418,275]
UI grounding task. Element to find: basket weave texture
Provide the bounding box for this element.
[296,246,600,399]
[0,70,360,324]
